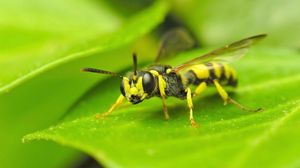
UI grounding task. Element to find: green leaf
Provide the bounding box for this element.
[24,48,300,167]
[0,0,168,93]
[171,0,300,48]
[0,1,168,168]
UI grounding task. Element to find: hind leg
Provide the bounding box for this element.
[213,79,262,112]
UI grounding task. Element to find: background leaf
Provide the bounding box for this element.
[0,0,120,92]
[0,0,168,93]
[171,0,300,48]
[0,1,168,168]
[24,47,300,167]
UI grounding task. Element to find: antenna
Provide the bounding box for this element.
[132,53,138,78]
[81,68,123,78]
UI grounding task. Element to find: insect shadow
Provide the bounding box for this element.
[143,89,238,123]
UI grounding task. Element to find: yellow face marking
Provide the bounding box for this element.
[190,64,209,79]
[130,87,139,95]
[123,77,131,97]
[122,77,147,101]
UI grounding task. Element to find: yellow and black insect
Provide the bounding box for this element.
[82,28,266,127]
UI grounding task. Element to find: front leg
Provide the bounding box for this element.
[96,94,125,119]
[158,75,170,120]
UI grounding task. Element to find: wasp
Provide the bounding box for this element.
[82,28,266,127]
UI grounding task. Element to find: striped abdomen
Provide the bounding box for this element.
[184,63,238,87]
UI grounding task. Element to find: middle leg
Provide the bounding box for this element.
[186,87,198,127]
[158,75,170,120]
[193,82,207,97]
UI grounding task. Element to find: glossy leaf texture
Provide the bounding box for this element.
[0,1,168,168]
[171,0,300,48]
[0,0,168,93]
[24,48,300,168]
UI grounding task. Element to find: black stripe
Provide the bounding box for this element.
[184,70,207,85]
[205,63,216,79]
[218,63,226,81]
[228,75,238,87]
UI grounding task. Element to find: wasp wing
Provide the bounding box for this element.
[173,34,267,72]
[155,28,197,63]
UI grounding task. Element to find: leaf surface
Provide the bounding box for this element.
[24,48,300,167]
[0,1,168,168]
[0,0,168,93]
[172,0,300,48]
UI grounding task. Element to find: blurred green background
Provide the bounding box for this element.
[1,0,300,168]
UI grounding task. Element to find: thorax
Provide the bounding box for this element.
[146,65,187,99]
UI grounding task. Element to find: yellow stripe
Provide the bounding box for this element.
[158,75,167,96]
[189,64,209,79]
[212,63,221,78]
[230,67,237,80]
[223,64,231,79]
[149,70,159,76]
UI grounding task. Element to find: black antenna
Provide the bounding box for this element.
[132,53,138,77]
[81,68,123,78]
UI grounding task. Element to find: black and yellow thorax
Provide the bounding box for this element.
[146,65,187,99]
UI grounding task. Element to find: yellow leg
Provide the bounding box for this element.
[186,87,198,127]
[161,96,170,120]
[193,82,207,97]
[158,75,170,120]
[213,80,262,112]
[96,94,125,118]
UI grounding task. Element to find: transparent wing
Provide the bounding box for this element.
[173,34,267,72]
[155,28,196,63]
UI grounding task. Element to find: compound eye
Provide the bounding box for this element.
[120,81,126,96]
[142,72,155,94]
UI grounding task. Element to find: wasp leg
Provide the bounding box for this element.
[193,82,207,97]
[158,75,170,120]
[213,80,262,112]
[186,87,198,127]
[96,94,125,119]
[161,96,170,120]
